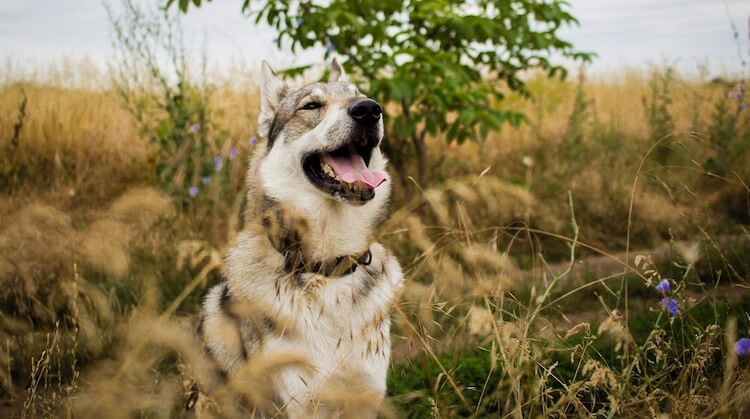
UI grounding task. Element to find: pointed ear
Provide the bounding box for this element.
[328,57,348,83]
[258,60,287,139]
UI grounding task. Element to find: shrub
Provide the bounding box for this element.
[171,0,593,186]
[643,68,675,164]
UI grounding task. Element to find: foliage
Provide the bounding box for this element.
[642,68,675,163]
[705,85,747,176]
[169,0,593,183]
[108,0,234,201]
[0,86,27,192]
[562,72,589,158]
[388,348,506,417]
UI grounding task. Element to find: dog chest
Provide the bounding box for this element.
[266,252,401,408]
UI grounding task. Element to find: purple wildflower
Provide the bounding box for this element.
[214,156,223,171]
[326,42,335,53]
[190,123,201,133]
[249,136,258,145]
[736,338,750,357]
[188,186,199,197]
[655,279,670,293]
[201,176,211,185]
[229,147,238,159]
[660,298,680,317]
[272,37,280,47]
[296,18,304,27]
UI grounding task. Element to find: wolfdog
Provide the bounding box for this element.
[196,59,404,417]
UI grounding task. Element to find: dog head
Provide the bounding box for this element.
[256,59,390,210]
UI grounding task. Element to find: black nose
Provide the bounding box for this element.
[348,98,382,125]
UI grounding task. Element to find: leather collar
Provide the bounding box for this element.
[259,199,372,278]
[309,248,372,277]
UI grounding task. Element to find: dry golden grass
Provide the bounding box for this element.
[1,62,749,417]
[0,83,147,205]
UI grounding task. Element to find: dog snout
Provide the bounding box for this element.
[348,98,382,125]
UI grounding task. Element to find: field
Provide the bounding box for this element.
[1,60,750,417]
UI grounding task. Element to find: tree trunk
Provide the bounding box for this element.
[380,133,411,194]
[411,132,427,187]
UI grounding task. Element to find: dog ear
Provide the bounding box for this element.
[328,57,348,83]
[259,61,288,139]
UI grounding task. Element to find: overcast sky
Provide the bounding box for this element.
[1,0,749,80]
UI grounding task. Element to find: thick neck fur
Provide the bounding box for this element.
[244,139,390,261]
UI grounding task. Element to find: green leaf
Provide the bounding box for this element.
[181,0,593,171]
[279,64,313,78]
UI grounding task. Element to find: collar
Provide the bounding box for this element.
[281,246,372,279]
[309,248,372,277]
[259,199,373,278]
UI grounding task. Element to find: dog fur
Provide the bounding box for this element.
[198,59,404,417]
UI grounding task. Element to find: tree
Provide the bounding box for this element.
[169,0,592,185]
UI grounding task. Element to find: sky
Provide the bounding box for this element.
[1,0,749,81]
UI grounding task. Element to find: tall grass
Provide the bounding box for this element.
[0,59,749,417]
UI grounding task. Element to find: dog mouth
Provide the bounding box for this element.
[302,142,387,204]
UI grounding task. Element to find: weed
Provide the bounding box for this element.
[643,68,676,164]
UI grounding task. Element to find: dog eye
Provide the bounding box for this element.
[300,101,323,110]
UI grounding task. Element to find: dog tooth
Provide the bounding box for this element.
[321,163,336,177]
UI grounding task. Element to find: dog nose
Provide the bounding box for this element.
[348,99,382,125]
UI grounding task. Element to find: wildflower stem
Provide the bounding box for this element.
[161,253,221,319]
[622,132,674,364]
[526,192,579,331]
[394,304,472,412]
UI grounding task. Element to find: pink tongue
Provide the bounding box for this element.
[323,154,387,189]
